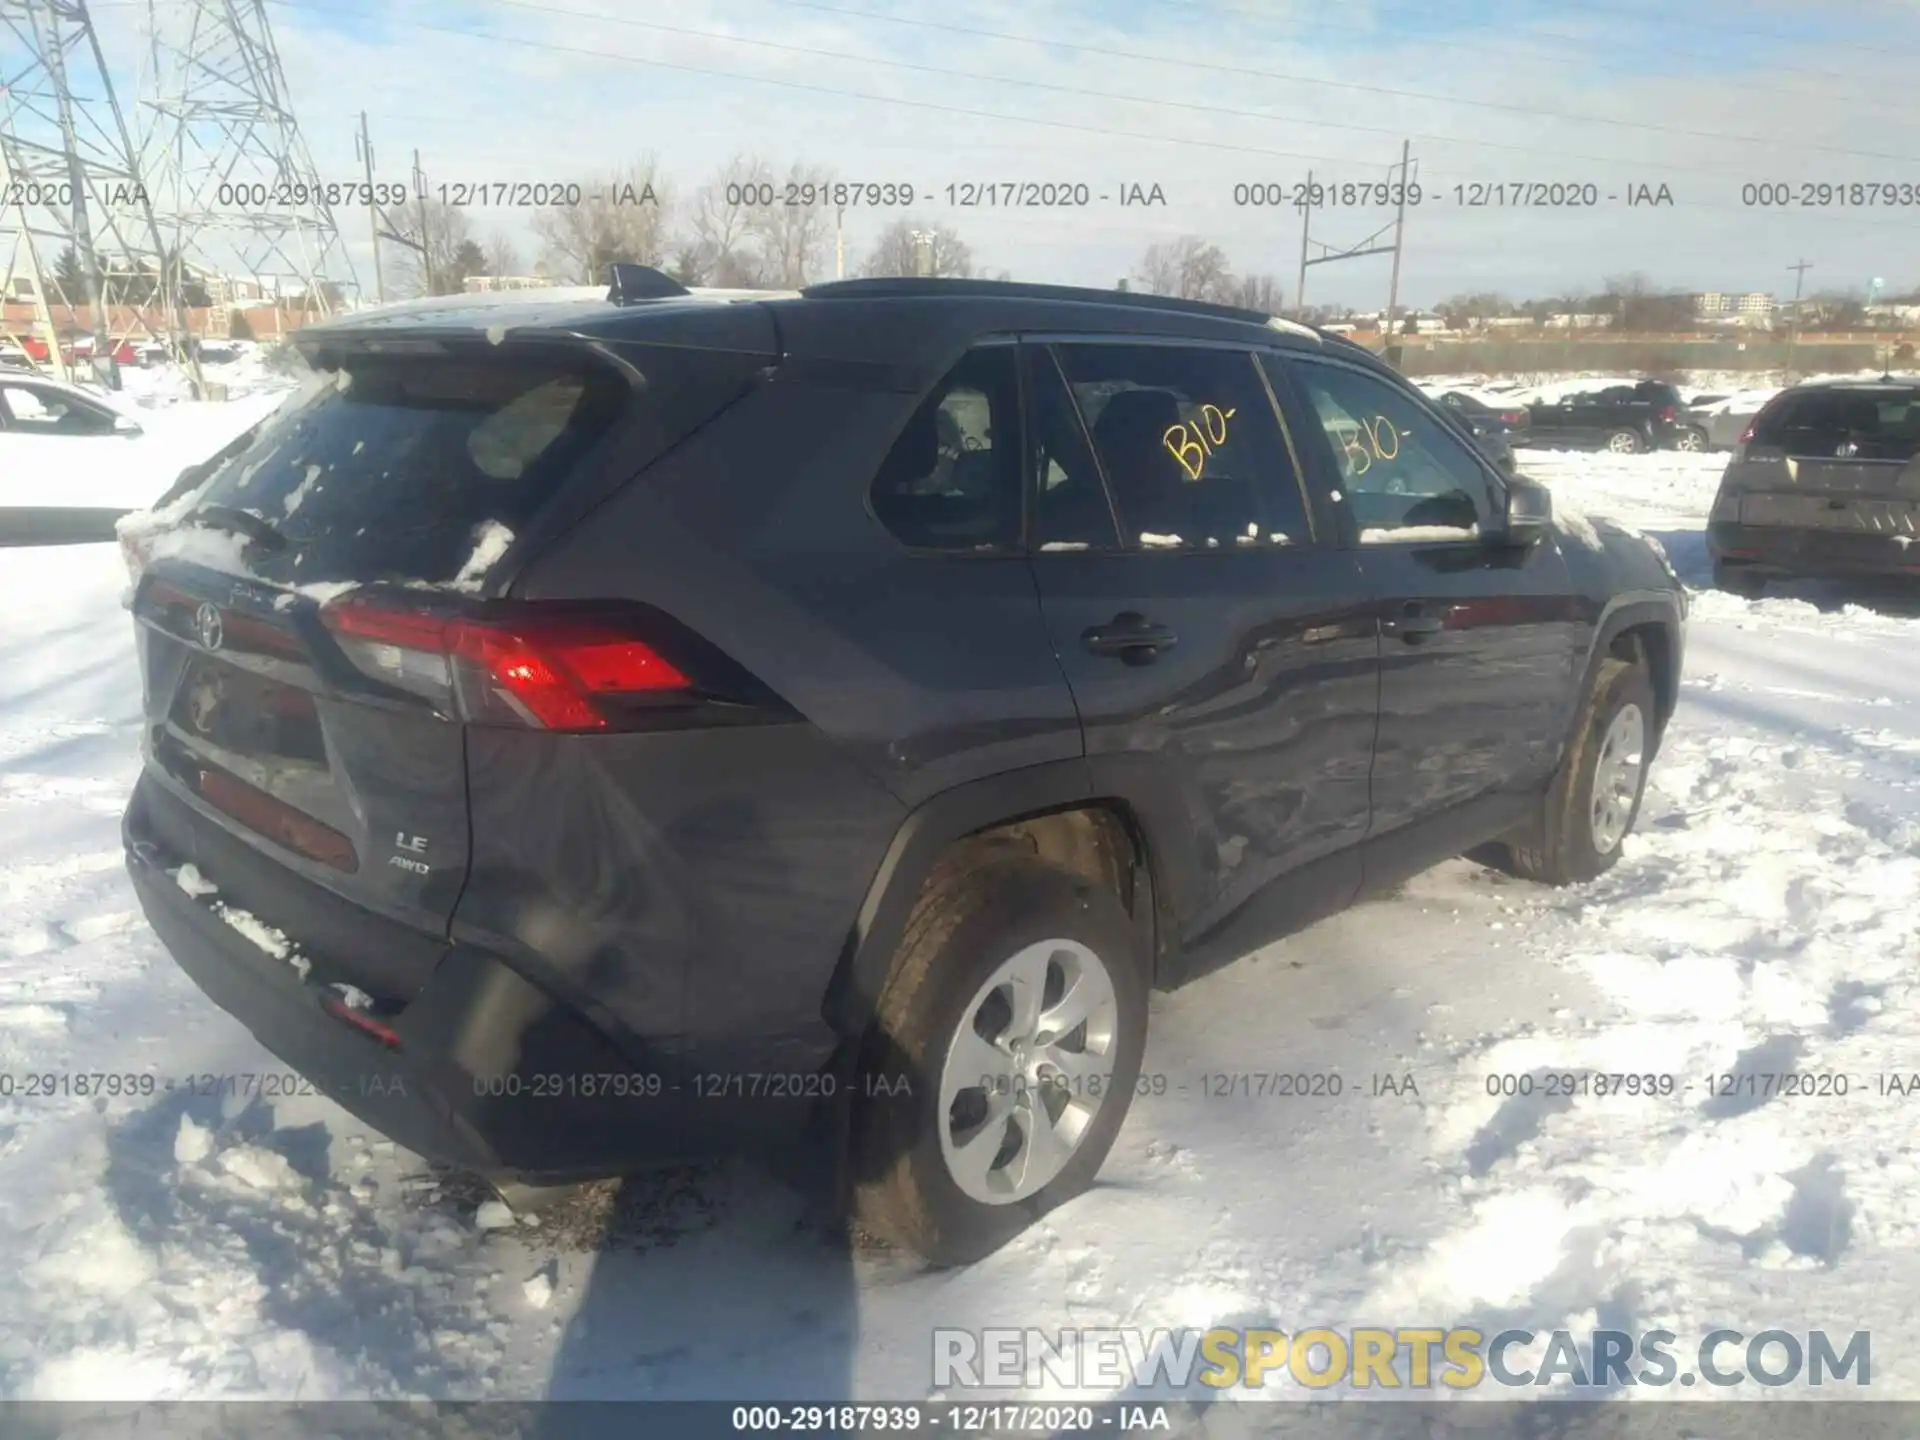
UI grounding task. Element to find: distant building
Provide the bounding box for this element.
[1543,312,1614,329]
[1695,291,1773,317]
[463,275,557,293]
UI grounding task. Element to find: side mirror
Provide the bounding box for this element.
[1495,473,1552,546]
[114,414,142,437]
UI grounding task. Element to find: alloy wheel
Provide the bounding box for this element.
[936,938,1121,1205]
[1589,702,1647,854]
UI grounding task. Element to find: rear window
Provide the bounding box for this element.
[180,342,759,587]
[1754,388,1920,460]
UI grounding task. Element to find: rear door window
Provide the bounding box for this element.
[1026,346,1119,552]
[180,343,756,587]
[1051,343,1312,550]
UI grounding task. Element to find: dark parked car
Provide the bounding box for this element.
[1708,378,1920,596]
[1431,390,1528,473]
[120,273,1686,1266]
[1518,379,1708,454]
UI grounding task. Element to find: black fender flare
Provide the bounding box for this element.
[821,755,1198,1043]
[1569,590,1685,758]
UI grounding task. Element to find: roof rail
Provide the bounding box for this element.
[798,276,1298,330]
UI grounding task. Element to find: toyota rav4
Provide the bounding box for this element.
[120,272,1686,1266]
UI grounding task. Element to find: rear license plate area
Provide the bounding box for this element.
[168,656,328,766]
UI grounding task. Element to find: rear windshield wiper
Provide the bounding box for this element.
[190,504,288,554]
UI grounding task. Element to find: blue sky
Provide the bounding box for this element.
[75,0,1920,306]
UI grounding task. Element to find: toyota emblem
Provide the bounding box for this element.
[193,602,224,652]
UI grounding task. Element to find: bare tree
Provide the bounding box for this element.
[1437,290,1511,328]
[686,154,773,287]
[449,240,488,291]
[861,218,974,278]
[532,157,674,284]
[1226,273,1285,313]
[483,230,525,280]
[387,197,474,297]
[747,161,835,287]
[1135,236,1235,303]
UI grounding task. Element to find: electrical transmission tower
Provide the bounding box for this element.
[1,0,188,384]
[137,0,357,325]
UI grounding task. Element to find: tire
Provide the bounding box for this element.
[1712,561,1767,599]
[850,853,1148,1267]
[1672,427,1707,452]
[1505,656,1656,886]
[1605,428,1645,455]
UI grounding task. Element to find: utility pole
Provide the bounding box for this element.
[1784,258,1813,384]
[1294,145,1412,346]
[355,112,384,303]
[835,205,845,280]
[1295,168,1313,318]
[413,149,434,296]
[1384,138,1411,334]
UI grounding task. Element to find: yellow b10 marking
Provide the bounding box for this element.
[1331,415,1401,477]
[1163,404,1237,480]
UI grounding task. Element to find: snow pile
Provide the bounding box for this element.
[449,521,515,593]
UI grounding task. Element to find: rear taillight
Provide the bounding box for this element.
[1500,410,1526,426]
[1658,405,1677,422]
[321,599,691,731]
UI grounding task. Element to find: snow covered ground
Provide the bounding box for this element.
[2,443,1919,1404]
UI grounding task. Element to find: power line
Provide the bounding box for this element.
[255,0,1920,199]
[741,0,1920,141]
[1352,0,1920,65]
[1119,0,1918,93]
[349,0,1920,170]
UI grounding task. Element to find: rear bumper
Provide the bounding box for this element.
[1708,520,1920,579]
[125,773,692,1183]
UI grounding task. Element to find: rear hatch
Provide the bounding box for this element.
[1724,386,1920,536]
[124,317,776,1001]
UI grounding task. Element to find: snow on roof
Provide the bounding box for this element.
[1266,316,1323,343]
[330,283,798,328]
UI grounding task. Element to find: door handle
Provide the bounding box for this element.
[1082,612,1178,662]
[1382,602,1445,643]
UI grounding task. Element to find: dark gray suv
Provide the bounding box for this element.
[1709,377,1920,596]
[120,272,1687,1265]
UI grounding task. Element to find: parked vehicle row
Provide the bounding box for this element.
[119,271,1687,1266]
